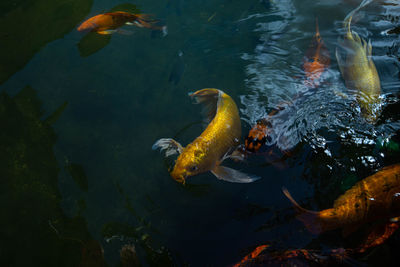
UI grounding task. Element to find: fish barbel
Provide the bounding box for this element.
[283,164,400,235]
[153,88,259,184]
[335,0,381,122]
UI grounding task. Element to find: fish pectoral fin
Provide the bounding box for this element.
[97,30,116,35]
[152,138,184,157]
[211,165,260,183]
[116,29,134,35]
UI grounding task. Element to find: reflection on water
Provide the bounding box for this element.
[240,0,400,169]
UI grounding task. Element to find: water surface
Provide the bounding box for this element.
[1,0,400,266]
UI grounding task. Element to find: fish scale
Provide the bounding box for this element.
[284,164,400,235]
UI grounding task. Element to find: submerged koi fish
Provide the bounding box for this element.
[153,88,260,184]
[303,18,330,88]
[335,0,381,122]
[245,19,329,153]
[233,244,353,267]
[232,244,270,267]
[355,216,400,253]
[77,11,165,35]
[283,164,400,235]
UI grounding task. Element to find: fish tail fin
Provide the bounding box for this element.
[282,187,322,235]
[343,0,373,36]
[315,17,320,39]
[135,14,165,31]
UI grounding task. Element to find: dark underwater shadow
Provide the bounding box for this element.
[0,0,93,85]
[0,86,108,266]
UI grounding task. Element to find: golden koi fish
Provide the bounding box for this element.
[283,164,400,235]
[335,0,381,122]
[77,11,165,35]
[153,88,259,184]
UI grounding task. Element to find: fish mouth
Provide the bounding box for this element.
[173,175,186,185]
[170,171,187,185]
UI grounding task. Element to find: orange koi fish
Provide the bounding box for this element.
[303,18,330,88]
[77,11,165,35]
[233,245,353,267]
[283,164,400,235]
[233,244,269,267]
[153,89,259,184]
[355,217,400,253]
[244,19,329,153]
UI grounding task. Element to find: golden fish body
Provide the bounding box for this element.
[284,164,400,235]
[153,88,259,184]
[336,0,381,122]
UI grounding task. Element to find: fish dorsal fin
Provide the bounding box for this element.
[189,88,222,125]
[335,47,345,77]
[367,39,373,60]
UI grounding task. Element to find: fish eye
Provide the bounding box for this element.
[189,165,198,172]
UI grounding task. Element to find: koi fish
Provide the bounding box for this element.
[153,88,260,184]
[335,0,381,122]
[233,244,354,267]
[355,216,400,253]
[303,18,330,88]
[244,118,270,153]
[245,19,329,153]
[232,244,270,267]
[283,164,400,235]
[77,11,165,35]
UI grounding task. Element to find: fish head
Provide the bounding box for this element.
[170,147,206,184]
[77,21,98,32]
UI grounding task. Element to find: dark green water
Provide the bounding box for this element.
[1,0,400,266]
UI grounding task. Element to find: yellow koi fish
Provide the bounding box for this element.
[336,0,381,122]
[153,88,260,184]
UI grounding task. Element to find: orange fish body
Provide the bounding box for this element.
[356,217,400,253]
[233,244,269,267]
[245,19,329,153]
[303,18,330,88]
[77,11,162,34]
[284,164,400,235]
